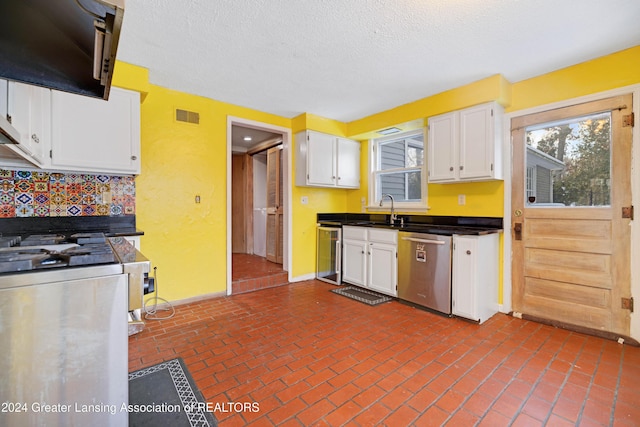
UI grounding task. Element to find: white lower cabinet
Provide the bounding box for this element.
[342,238,367,286]
[342,226,398,296]
[452,233,499,323]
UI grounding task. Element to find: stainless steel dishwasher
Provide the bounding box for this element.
[398,231,453,315]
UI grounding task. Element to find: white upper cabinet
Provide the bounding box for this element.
[295,130,360,188]
[51,87,141,174]
[428,101,503,183]
[1,80,51,167]
[336,137,360,188]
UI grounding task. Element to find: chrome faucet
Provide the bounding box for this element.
[379,194,397,225]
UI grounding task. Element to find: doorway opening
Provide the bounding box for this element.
[228,120,291,295]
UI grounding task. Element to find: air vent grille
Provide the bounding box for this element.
[176,109,200,124]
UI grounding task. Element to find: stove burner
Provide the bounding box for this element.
[0,233,116,274]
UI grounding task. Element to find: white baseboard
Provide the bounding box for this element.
[290,272,316,282]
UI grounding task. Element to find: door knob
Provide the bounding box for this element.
[514,223,522,241]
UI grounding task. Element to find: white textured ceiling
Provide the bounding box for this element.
[117,0,640,123]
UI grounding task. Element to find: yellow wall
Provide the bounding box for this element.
[290,113,353,277]
[114,66,292,301]
[115,44,640,303]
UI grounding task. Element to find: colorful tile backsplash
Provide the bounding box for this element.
[0,170,135,218]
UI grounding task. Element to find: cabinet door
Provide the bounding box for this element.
[428,112,458,182]
[0,79,7,119]
[51,87,140,174]
[368,242,397,296]
[459,103,495,180]
[452,236,478,321]
[336,138,360,188]
[342,239,367,286]
[306,131,336,186]
[7,82,50,165]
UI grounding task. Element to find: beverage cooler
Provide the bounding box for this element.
[316,225,342,285]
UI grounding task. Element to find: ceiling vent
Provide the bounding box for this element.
[176,109,199,124]
[377,127,402,135]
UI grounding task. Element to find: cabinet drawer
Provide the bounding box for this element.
[367,228,398,244]
[342,226,367,240]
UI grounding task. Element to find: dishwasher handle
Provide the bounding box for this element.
[401,237,445,245]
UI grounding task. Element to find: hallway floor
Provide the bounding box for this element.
[128,280,640,426]
[232,253,288,294]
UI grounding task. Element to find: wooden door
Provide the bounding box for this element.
[511,94,633,335]
[232,154,253,253]
[266,146,283,264]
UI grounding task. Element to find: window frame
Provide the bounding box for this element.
[368,128,428,211]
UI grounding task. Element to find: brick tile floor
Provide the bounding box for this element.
[129,280,640,426]
[232,254,288,294]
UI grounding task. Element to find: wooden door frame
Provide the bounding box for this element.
[226,117,292,295]
[502,84,640,341]
[231,153,253,254]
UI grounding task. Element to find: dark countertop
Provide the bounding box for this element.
[317,213,503,236]
[0,216,143,239]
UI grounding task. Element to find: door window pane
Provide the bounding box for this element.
[525,112,611,207]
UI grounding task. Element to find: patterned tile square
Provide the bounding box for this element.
[34,205,50,217]
[50,193,66,205]
[67,194,82,205]
[15,205,34,217]
[15,171,32,180]
[15,192,34,204]
[67,205,82,216]
[50,204,67,217]
[97,204,110,216]
[1,181,13,192]
[67,183,82,193]
[96,175,110,183]
[81,174,96,183]
[15,180,35,193]
[33,172,49,182]
[82,182,96,194]
[0,170,15,180]
[0,192,13,204]
[34,193,50,205]
[0,204,16,217]
[83,205,97,216]
[34,181,49,192]
[82,194,97,205]
[110,204,123,216]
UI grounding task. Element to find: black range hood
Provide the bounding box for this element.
[0,0,124,100]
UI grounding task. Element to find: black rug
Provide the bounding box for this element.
[330,285,393,306]
[128,358,217,427]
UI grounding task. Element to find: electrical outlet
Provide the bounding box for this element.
[458,195,466,205]
[301,196,308,205]
[195,195,201,204]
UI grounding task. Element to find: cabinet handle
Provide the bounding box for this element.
[460,165,464,170]
[361,250,364,254]
[466,250,471,255]
[31,134,39,143]
[449,166,454,171]
[131,155,137,160]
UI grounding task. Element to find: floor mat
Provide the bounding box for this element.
[330,285,393,306]
[128,357,217,427]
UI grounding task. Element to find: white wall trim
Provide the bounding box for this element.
[290,273,316,283]
[226,117,293,295]
[503,83,640,340]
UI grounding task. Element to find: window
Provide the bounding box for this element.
[525,111,611,206]
[370,129,426,207]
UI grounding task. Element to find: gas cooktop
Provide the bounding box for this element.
[0,233,117,274]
